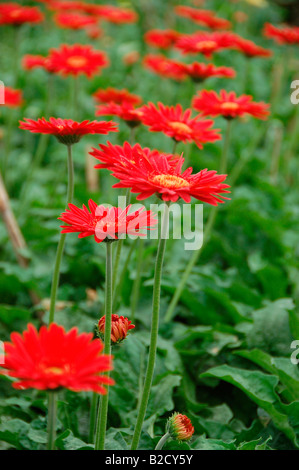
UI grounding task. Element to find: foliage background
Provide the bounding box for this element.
[1,0,299,450]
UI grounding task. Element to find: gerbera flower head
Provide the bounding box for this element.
[93,87,142,107]
[95,103,144,128]
[263,22,299,45]
[181,62,236,83]
[48,44,108,78]
[90,141,180,176]
[1,323,113,393]
[175,31,236,58]
[192,90,270,120]
[144,29,181,49]
[175,6,231,30]
[59,200,157,243]
[91,5,138,24]
[167,413,194,442]
[140,102,221,149]
[54,11,98,30]
[90,141,180,173]
[233,37,272,58]
[0,3,44,26]
[143,54,186,81]
[1,86,23,107]
[19,117,118,145]
[98,314,135,344]
[100,144,230,204]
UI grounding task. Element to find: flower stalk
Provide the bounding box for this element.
[47,391,57,450]
[48,144,74,324]
[131,202,170,450]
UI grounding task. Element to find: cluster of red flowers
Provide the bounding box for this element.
[90,142,229,204]
[0,3,44,26]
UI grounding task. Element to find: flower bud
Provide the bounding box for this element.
[167,413,194,442]
[98,314,135,344]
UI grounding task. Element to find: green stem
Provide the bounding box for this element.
[48,145,74,324]
[112,238,136,310]
[89,392,98,444]
[155,432,171,450]
[95,242,113,450]
[47,391,57,450]
[130,203,170,450]
[112,188,131,295]
[172,140,178,154]
[130,238,144,322]
[164,120,231,323]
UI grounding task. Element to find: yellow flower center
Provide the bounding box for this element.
[43,366,67,375]
[196,40,217,51]
[11,10,22,18]
[67,56,88,68]
[151,174,190,189]
[169,121,192,134]
[220,102,240,111]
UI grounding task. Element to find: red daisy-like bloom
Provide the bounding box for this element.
[1,86,23,107]
[167,413,194,442]
[0,3,44,26]
[1,323,113,393]
[93,87,142,107]
[175,31,235,58]
[98,314,135,344]
[175,6,231,30]
[88,5,138,24]
[59,201,157,243]
[263,22,299,45]
[233,37,272,58]
[54,11,98,30]
[95,103,144,128]
[181,62,236,82]
[140,102,221,149]
[100,146,230,204]
[144,29,181,49]
[19,117,118,145]
[48,44,108,78]
[21,54,56,73]
[90,141,180,173]
[192,90,270,120]
[143,54,186,81]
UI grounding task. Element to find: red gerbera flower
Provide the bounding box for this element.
[181,62,236,82]
[54,11,98,30]
[90,141,180,173]
[192,90,270,120]
[167,413,194,442]
[143,54,186,81]
[95,103,144,128]
[98,314,135,344]
[19,117,118,145]
[48,44,108,78]
[100,146,230,204]
[0,3,44,26]
[144,29,181,49]
[21,54,56,73]
[93,87,142,107]
[89,5,138,24]
[175,6,231,30]
[175,31,235,58]
[140,102,221,149]
[1,323,113,393]
[1,86,23,107]
[59,201,157,243]
[233,37,272,58]
[263,22,299,45]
